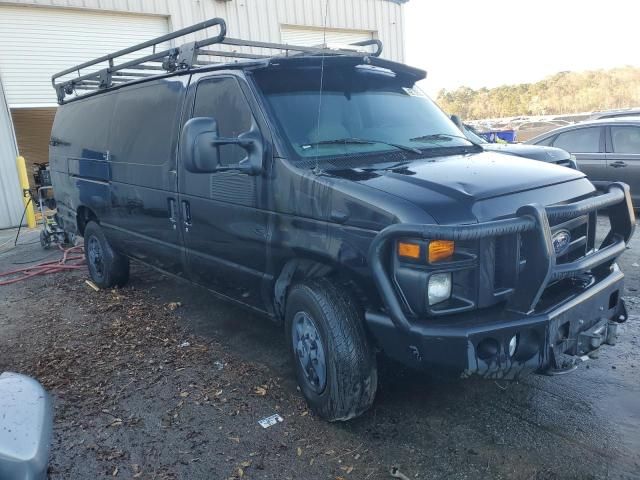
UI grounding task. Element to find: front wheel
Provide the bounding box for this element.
[83,221,129,288]
[285,278,377,421]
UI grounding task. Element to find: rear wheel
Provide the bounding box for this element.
[285,278,377,421]
[83,221,129,288]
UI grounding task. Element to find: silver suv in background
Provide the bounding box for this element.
[527,117,640,207]
[451,116,578,169]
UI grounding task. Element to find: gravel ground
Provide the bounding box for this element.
[0,216,639,480]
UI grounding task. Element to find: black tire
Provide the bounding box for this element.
[83,221,129,288]
[39,230,51,250]
[285,278,377,421]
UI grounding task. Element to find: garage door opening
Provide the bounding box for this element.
[281,25,375,49]
[10,108,57,189]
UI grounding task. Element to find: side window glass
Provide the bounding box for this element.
[110,80,182,165]
[536,136,555,147]
[611,126,640,154]
[552,127,601,153]
[193,77,254,166]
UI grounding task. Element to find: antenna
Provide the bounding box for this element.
[313,0,330,175]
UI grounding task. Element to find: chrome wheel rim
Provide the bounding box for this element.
[292,311,327,394]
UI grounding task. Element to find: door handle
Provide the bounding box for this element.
[181,200,192,226]
[610,161,627,168]
[167,198,177,229]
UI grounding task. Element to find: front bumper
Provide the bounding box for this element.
[366,182,636,378]
[366,265,627,378]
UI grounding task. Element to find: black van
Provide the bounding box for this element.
[50,19,635,421]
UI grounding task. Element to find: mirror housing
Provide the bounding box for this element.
[0,372,52,480]
[181,117,263,175]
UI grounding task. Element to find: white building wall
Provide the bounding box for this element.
[0,0,405,61]
[0,77,23,229]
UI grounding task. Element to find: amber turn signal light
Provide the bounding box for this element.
[428,240,455,263]
[397,241,421,259]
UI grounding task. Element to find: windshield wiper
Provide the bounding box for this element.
[409,133,483,149]
[302,137,422,154]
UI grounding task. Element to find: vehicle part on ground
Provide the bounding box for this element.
[83,221,129,289]
[0,372,52,480]
[0,244,84,286]
[285,279,377,421]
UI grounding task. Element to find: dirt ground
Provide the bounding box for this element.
[1,217,639,480]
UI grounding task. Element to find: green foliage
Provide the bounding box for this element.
[436,66,640,120]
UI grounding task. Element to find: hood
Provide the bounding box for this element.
[327,150,586,224]
[481,143,571,162]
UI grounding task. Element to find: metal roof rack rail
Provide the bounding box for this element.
[51,18,384,104]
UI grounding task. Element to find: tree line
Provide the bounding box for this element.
[436,66,640,120]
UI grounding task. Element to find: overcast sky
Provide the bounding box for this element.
[404,0,640,97]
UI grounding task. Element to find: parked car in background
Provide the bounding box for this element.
[514,120,571,142]
[527,118,640,207]
[451,116,578,169]
[590,108,640,120]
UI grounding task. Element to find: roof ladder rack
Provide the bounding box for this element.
[51,18,384,104]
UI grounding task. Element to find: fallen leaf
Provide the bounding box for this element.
[112,466,118,476]
[180,391,190,397]
[254,386,267,396]
[297,447,303,457]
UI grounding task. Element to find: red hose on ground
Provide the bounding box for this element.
[0,245,85,286]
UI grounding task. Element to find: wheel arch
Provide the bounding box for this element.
[76,206,98,236]
[273,256,371,321]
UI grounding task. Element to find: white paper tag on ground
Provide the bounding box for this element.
[258,413,283,428]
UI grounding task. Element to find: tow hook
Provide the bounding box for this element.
[605,321,619,346]
[577,318,618,354]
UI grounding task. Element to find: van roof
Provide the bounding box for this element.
[52,17,425,105]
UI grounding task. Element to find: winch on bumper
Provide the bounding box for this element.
[366,182,635,378]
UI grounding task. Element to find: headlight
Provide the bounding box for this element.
[428,273,452,305]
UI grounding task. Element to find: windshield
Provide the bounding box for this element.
[254,65,473,163]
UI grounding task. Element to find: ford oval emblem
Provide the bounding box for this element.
[552,229,571,256]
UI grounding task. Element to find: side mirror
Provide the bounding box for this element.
[181,117,263,175]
